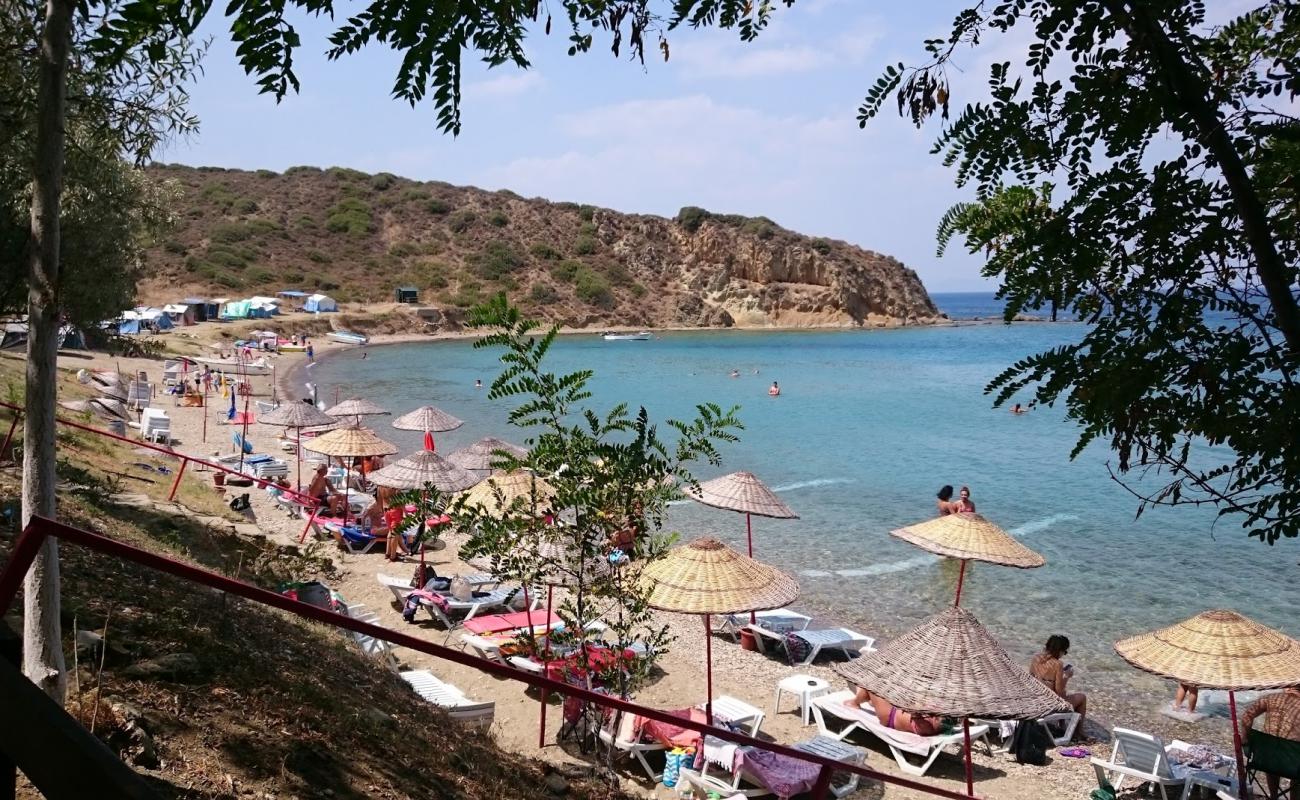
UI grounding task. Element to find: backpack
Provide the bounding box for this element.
[783,632,812,666]
[229,493,251,512]
[1009,719,1053,766]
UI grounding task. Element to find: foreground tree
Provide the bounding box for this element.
[865,1,1300,543]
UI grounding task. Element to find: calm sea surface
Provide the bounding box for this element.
[307,292,1298,716]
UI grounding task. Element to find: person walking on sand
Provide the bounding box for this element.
[1240,686,1300,800]
[305,342,314,363]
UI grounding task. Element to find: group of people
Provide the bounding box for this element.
[936,485,975,514]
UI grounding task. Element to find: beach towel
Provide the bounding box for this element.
[737,748,822,799]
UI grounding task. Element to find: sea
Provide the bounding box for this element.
[306,291,1299,722]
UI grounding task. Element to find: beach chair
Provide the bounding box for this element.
[681,734,866,799]
[140,408,171,444]
[1245,728,1300,800]
[331,526,385,554]
[460,633,507,663]
[699,695,766,736]
[343,604,398,665]
[597,710,668,782]
[399,670,495,727]
[419,587,516,630]
[1091,727,1228,800]
[810,690,988,778]
[785,628,876,666]
[720,609,812,641]
[977,711,1081,749]
[378,573,416,605]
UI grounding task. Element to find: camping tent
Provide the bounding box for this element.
[304,294,337,313]
[220,300,251,320]
[163,304,196,326]
[136,308,174,330]
[182,297,212,322]
[247,300,278,319]
[58,325,86,349]
[249,296,282,313]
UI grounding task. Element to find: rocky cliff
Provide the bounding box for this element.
[140,165,939,329]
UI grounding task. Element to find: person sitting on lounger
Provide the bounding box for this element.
[1029,634,1087,738]
[307,464,345,515]
[845,687,944,735]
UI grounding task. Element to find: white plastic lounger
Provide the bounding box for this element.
[399,670,495,726]
[787,628,876,666]
[978,712,1080,749]
[419,587,516,630]
[460,633,506,663]
[720,609,812,640]
[810,690,988,777]
[378,573,416,605]
[598,711,668,782]
[1091,728,1235,800]
[681,733,866,799]
[699,695,765,736]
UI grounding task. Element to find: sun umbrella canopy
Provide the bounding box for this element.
[302,426,398,458]
[688,471,798,519]
[890,512,1045,569]
[640,537,799,615]
[836,605,1070,720]
[324,397,390,418]
[392,405,464,433]
[459,470,556,516]
[260,402,336,428]
[369,449,482,492]
[446,437,528,471]
[1115,609,1300,691]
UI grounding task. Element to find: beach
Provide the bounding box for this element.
[54,311,1276,800]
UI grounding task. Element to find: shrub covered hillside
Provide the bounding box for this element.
[141,164,939,329]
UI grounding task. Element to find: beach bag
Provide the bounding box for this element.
[228,493,251,512]
[449,575,473,601]
[1009,718,1052,766]
[783,632,812,665]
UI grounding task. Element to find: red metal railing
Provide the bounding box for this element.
[0,517,982,799]
[0,400,323,541]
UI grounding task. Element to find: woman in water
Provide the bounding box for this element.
[955,486,976,512]
[1029,634,1087,737]
[844,688,943,735]
[936,485,958,515]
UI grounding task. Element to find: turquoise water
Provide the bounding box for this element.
[305,296,1298,713]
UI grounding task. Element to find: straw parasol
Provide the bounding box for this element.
[261,402,338,486]
[324,397,390,421]
[890,512,1045,606]
[459,470,556,518]
[392,405,464,452]
[1115,609,1300,799]
[303,426,398,524]
[640,537,799,723]
[837,605,1070,795]
[446,437,528,471]
[368,449,481,493]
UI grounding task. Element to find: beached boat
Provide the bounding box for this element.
[602,331,653,341]
[193,356,273,375]
[278,343,307,352]
[327,330,369,345]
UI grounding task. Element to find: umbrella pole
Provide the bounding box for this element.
[704,614,714,726]
[747,513,757,625]
[954,559,968,607]
[1228,690,1247,800]
[962,717,974,797]
[295,426,302,489]
[538,586,553,748]
[239,384,251,472]
[202,380,208,443]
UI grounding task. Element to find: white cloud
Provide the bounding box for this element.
[669,13,884,78]
[465,70,543,97]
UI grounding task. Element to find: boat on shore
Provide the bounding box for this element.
[327,330,369,346]
[602,331,653,341]
[193,356,273,375]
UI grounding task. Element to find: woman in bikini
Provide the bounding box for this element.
[845,688,943,735]
[1029,634,1087,737]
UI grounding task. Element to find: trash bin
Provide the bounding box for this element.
[739,628,759,652]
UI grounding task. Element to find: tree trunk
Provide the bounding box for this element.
[22,0,74,703]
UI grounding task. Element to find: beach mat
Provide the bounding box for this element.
[1159,705,1206,723]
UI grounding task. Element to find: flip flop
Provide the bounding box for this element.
[1059,746,1090,758]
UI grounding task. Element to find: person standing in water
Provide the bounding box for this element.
[955,486,976,512]
[768,381,780,396]
[475,379,482,389]
[305,341,314,363]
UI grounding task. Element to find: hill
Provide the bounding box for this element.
[140,165,939,329]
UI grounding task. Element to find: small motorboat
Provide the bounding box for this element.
[602,331,653,341]
[193,356,273,375]
[327,330,369,346]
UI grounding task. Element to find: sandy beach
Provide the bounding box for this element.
[53,325,1224,800]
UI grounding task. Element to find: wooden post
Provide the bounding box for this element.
[166,459,188,501]
[704,614,714,726]
[809,764,833,800]
[0,412,19,462]
[962,718,974,797]
[954,559,968,607]
[1228,691,1248,800]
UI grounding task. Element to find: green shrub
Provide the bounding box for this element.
[553,260,581,283]
[469,241,524,281]
[448,210,476,233]
[578,204,596,222]
[574,267,613,308]
[296,214,317,229]
[306,249,332,264]
[326,166,368,182]
[403,188,431,202]
[283,271,305,284]
[325,197,373,235]
[245,266,275,285]
[246,218,281,235]
[488,211,509,227]
[389,241,420,257]
[600,259,630,283]
[554,201,580,212]
[676,206,711,232]
[529,243,561,260]
[428,274,449,289]
[573,235,597,255]
[214,272,242,288]
[285,166,322,176]
[370,172,397,191]
[630,282,647,298]
[201,182,234,204]
[741,216,777,240]
[530,283,559,304]
[163,239,188,255]
[426,198,452,215]
[206,248,249,268]
[811,238,833,255]
[210,222,250,243]
[255,169,278,179]
[233,197,259,214]
[183,255,201,271]
[496,189,521,200]
[451,281,482,308]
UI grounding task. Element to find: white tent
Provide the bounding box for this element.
[304,294,337,313]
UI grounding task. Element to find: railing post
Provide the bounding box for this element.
[0,412,19,462]
[166,459,188,501]
[0,620,17,800]
[809,764,833,800]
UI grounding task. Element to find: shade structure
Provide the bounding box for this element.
[302,426,398,458]
[368,449,481,492]
[688,471,798,520]
[640,537,799,726]
[891,512,1045,606]
[837,605,1070,796]
[324,397,390,418]
[446,437,528,471]
[258,402,340,487]
[392,405,464,433]
[459,470,555,517]
[1115,609,1300,800]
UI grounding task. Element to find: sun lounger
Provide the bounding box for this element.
[460,633,507,663]
[810,690,988,777]
[399,669,495,726]
[378,573,416,605]
[978,712,1081,749]
[598,710,668,782]
[681,733,866,799]
[1092,728,1236,800]
[720,609,812,641]
[330,526,386,554]
[418,587,516,630]
[785,628,875,666]
[698,695,766,736]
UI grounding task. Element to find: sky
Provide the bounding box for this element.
[165,1,1009,292]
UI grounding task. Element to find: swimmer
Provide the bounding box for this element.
[475,379,483,389]
[729,369,740,378]
[1011,403,1027,414]
[768,381,780,397]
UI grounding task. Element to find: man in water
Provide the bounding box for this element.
[1011,403,1028,414]
[475,379,482,389]
[729,369,740,378]
[769,381,780,396]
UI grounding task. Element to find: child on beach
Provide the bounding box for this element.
[1173,683,1199,715]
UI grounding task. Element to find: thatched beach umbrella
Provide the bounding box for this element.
[640,537,799,724]
[446,437,528,472]
[260,402,338,487]
[837,605,1070,795]
[368,449,481,493]
[392,405,464,452]
[303,426,398,524]
[1115,609,1300,799]
[890,512,1045,606]
[459,470,556,518]
[325,397,390,428]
